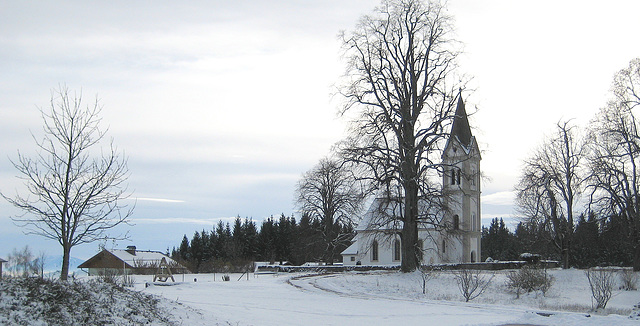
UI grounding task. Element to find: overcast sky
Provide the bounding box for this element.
[2,0,640,260]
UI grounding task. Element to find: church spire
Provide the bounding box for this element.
[450,92,473,148]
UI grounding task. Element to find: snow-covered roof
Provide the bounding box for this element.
[0,257,7,263]
[79,248,185,270]
[355,197,442,232]
[355,198,403,231]
[341,242,358,255]
[109,249,177,267]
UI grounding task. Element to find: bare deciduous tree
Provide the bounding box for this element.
[295,157,367,264]
[515,121,585,268]
[337,0,463,272]
[1,86,132,280]
[418,265,438,294]
[7,246,35,277]
[587,58,640,271]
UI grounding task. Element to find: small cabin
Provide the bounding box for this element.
[78,246,189,276]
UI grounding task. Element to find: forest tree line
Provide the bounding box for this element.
[171,214,353,273]
[174,213,635,273]
[482,215,634,268]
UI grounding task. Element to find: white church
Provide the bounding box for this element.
[341,96,481,266]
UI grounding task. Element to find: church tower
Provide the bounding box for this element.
[441,94,481,263]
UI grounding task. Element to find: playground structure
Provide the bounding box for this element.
[153,257,175,282]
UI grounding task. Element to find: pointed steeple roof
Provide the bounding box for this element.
[450,93,473,148]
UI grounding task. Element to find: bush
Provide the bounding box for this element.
[453,268,493,302]
[619,268,638,291]
[585,268,614,310]
[97,269,136,287]
[506,265,554,298]
[97,269,121,284]
[0,277,175,325]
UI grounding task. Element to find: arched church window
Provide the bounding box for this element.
[393,239,401,261]
[450,168,456,185]
[450,168,462,185]
[371,240,379,261]
[442,239,446,254]
[453,215,460,230]
[471,251,476,263]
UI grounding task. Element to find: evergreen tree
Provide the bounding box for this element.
[275,214,295,263]
[178,235,190,262]
[232,217,244,259]
[599,214,634,266]
[514,221,557,260]
[215,221,232,260]
[571,213,600,268]
[481,218,518,261]
[190,231,204,272]
[258,217,276,263]
[242,218,259,260]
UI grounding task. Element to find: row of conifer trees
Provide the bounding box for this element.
[174,213,633,273]
[482,215,634,268]
[171,214,353,273]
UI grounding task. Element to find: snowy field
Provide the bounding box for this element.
[130,269,639,325]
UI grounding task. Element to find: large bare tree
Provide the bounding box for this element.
[337,0,463,272]
[2,86,132,280]
[587,58,640,271]
[515,121,585,268]
[295,157,367,264]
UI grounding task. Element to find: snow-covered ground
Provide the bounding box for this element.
[130,269,639,326]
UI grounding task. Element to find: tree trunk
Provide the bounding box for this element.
[634,239,640,272]
[401,217,418,272]
[401,178,419,272]
[561,246,569,269]
[60,244,71,281]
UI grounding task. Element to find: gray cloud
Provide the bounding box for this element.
[3,0,640,259]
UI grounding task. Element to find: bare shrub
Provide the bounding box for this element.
[418,266,438,294]
[97,269,120,284]
[506,265,554,298]
[121,273,135,287]
[619,269,638,291]
[585,268,615,310]
[453,269,493,302]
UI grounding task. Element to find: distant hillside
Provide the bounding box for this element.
[42,256,85,276]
